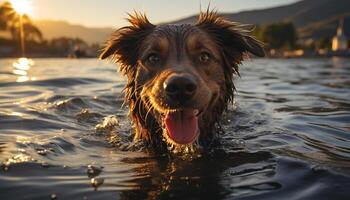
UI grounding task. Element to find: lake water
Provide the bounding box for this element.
[0,58,349,199]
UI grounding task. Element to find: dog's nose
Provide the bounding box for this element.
[163,75,197,100]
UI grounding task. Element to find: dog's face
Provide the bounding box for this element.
[100,11,264,150]
[138,25,227,145]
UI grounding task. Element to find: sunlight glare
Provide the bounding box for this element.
[12,57,34,82]
[13,57,34,70]
[10,0,33,15]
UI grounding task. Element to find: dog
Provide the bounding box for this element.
[100,10,264,153]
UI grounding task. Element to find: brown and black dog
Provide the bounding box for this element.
[100,10,264,153]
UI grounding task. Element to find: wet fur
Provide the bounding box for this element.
[100,10,264,153]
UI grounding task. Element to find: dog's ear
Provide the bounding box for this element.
[196,10,265,61]
[196,10,265,102]
[99,13,155,72]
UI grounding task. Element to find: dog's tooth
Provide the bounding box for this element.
[193,109,199,115]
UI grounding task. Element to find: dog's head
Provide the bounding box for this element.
[100,11,264,151]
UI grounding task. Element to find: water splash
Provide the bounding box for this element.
[87,165,103,178]
[2,154,34,171]
[90,177,104,190]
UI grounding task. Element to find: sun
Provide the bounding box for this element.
[10,0,33,15]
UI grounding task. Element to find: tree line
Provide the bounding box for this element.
[253,22,297,50]
[2,0,346,57]
[253,21,350,51]
[0,1,42,42]
[0,1,95,57]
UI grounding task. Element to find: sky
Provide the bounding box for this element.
[2,0,300,28]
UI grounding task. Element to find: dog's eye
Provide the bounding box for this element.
[199,52,211,63]
[147,54,160,64]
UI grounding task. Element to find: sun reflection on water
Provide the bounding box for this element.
[12,57,36,82]
[16,135,32,144]
[13,57,33,70]
[2,154,34,171]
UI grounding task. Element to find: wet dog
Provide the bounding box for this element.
[100,10,264,153]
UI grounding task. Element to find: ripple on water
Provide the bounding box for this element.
[0,58,350,199]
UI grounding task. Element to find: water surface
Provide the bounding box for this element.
[0,58,349,199]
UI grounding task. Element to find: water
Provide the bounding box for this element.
[0,58,349,199]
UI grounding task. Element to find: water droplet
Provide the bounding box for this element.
[185,146,189,153]
[91,177,104,189]
[312,165,328,174]
[36,148,48,156]
[95,116,119,134]
[2,160,10,171]
[50,193,57,200]
[167,145,173,151]
[238,139,245,145]
[41,162,49,168]
[18,148,26,153]
[233,139,246,149]
[87,165,102,178]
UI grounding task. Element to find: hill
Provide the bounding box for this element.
[31,0,350,44]
[33,20,115,45]
[169,0,350,40]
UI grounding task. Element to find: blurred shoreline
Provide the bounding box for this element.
[1,0,349,59]
[1,51,350,59]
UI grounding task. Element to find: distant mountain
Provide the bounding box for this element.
[34,20,115,45]
[33,0,350,44]
[170,0,350,40]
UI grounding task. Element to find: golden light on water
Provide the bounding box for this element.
[12,57,35,82]
[13,57,34,70]
[10,0,33,15]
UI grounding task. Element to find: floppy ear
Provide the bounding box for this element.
[196,10,265,103]
[99,13,155,73]
[196,10,265,63]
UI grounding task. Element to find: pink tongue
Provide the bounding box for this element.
[165,110,198,144]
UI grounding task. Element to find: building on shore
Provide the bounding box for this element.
[317,17,350,58]
[332,18,348,52]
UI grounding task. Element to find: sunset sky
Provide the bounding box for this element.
[2,0,299,27]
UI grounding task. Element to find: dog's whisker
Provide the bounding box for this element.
[144,100,154,123]
[126,83,144,103]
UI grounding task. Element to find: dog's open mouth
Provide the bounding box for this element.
[163,109,200,145]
